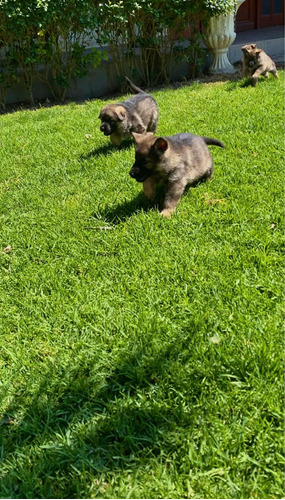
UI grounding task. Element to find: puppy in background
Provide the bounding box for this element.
[99,77,158,146]
[242,44,278,86]
[129,132,225,218]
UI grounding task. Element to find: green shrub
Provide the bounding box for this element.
[95,0,236,87]
[0,0,103,107]
[0,0,236,108]
[95,0,203,87]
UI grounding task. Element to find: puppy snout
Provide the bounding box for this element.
[129,165,139,178]
[100,122,112,136]
[129,164,150,182]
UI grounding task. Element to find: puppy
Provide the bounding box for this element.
[129,132,225,217]
[242,44,278,86]
[99,77,158,146]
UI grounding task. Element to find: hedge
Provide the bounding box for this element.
[0,0,236,109]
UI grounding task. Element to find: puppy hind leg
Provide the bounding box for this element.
[148,111,158,133]
[270,68,279,78]
[147,121,157,133]
[133,119,146,135]
[206,160,214,181]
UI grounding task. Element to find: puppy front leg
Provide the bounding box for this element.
[133,120,146,135]
[143,177,156,201]
[243,66,251,78]
[110,133,122,146]
[161,180,186,218]
[251,67,264,86]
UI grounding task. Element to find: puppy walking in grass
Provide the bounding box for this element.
[129,132,225,218]
[242,44,278,86]
[99,77,158,146]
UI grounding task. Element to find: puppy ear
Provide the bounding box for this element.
[115,106,126,121]
[132,132,142,143]
[255,49,262,55]
[251,43,257,49]
[242,46,249,53]
[153,137,168,153]
[98,106,107,119]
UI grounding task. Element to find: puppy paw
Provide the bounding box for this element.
[160,208,173,218]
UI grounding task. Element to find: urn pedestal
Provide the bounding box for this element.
[204,0,247,74]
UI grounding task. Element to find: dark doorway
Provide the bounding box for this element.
[236,0,284,31]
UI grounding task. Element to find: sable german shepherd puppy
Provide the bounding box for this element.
[129,132,225,217]
[242,44,278,86]
[98,77,158,146]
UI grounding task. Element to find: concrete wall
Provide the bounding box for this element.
[5,26,284,105]
[5,51,191,106]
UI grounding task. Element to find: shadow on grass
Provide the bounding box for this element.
[226,75,279,91]
[99,192,154,224]
[80,139,133,161]
[94,180,208,225]
[89,184,167,225]
[0,332,204,497]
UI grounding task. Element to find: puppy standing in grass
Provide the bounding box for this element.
[99,77,158,146]
[242,44,278,86]
[129,132,225,217]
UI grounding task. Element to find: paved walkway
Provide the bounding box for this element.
[229,25,284,63]
[234,25,284,44]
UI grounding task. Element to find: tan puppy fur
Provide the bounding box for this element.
[242,44,278,86]
[99,78,158,146]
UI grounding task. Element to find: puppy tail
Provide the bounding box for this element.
[125,76,146,94]
[202,137,225,148]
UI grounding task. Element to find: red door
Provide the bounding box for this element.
[236,0,256,31]
[258,0,284,27]
[236,0,284,31]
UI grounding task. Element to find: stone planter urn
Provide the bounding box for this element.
[204,0,247,74]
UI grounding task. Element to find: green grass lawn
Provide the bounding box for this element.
[0,72,284,499]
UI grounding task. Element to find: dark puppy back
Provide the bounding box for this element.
[165,133,224,150]
[119,93,155,112]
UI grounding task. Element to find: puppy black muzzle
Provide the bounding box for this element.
[129,163,152,183]
[100,122,112,136]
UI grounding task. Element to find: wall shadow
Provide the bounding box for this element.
[0,331,208,497]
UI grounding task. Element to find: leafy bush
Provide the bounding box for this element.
[95,0,236,87]
[0,0,236,108]
[204,0,236,16]
[0,0,103,107]
[95,0,204,87]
